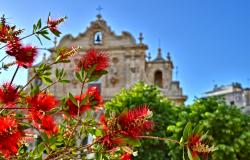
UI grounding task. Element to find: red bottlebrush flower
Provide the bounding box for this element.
[101,135,124,149]
[99,114,110,134]
[6,37,22,56]
[15,45,38,68]
[0,23,11,43]
[47,15,65,36]
[26,93,58,112]
[0,116,22,158]
[187,134,216,160]
[188,134,201,148]
[76,49,109,72]
[0,83,19,106]
[0,16,22,43]
[40,115,58,135]
[118,105,154,137]
[66,94,91,117]
[7,38,38,68]
[121,153,132,160]
[29,110,44,123]
[187,134,201,158]
[87,86,103,109]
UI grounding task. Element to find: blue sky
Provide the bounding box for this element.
[1,0,250,104]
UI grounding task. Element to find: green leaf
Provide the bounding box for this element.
[51,29,61,37]
[18,144,28,155]
[183,147,185,160]
[88,74,101,82]
[33,24,37,33]
[33,143,45,159]
[41,33,51,40]
[40,132,49,142]
[200,131,209,141]
[59,68,65,78]
[58,59,70,63]
[20,122,31,130]
[59,79,70,83]
[192,123,204,135]
[37,18,42,29]
[80,94,90,106]
[95,129,103,137]
[48,107,60,115]
[183,122,192,142]
[75,72,83,82]
[97,70,108,75]
[86,64,96,78]
[187,148,193,160]
[35,35,43,45]
[55,68,59,79]
[41,76,53,84]
[124,137,141,147]
[69,92,78,106]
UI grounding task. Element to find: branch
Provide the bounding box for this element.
[137,135,180,144]
[10,65,19,85]
[41,80,58,92]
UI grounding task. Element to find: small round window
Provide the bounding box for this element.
[94,31,102,44]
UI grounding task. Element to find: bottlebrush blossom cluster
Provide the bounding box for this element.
[6,38,38,68]
[66,94,91,117]
[26,93,58,112]
[0,16,37,68]
[87,86,103,109]
[0,16,22,43]
[0,116,22,157]
[187,134,215,160]
[66,86,103,117]
[1,15,64,68]
[120,153,132,160]
[0,83,19,106]
[27,93,59,135]
[100,105,154,149]
[47,15,65,36]
[76,48,109,72]
[118,105,153,137]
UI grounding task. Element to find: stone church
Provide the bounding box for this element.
[29,14,187,105]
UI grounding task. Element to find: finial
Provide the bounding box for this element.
[42,53,47,61]
[139,32,144,44]
[167,52,171,60]
[96,5,103,19]
[53,37,57,48]
[157,47,162,57]
[148,52,151,61]
[175,66,178,80]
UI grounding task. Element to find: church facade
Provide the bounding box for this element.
[29,14,187,105]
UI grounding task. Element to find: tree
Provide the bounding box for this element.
[105,82,183,160]
[167,98,250,160]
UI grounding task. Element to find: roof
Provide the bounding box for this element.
[153,48,166,62]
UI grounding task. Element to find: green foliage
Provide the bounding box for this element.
[106,82,250,160]
[105,82,181,160]
[167,97,250,160]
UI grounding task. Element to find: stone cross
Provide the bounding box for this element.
[96,6,103,14]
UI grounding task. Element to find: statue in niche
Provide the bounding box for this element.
[108,57,119,87]
[129,55,139,85]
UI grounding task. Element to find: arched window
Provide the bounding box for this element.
[154,70,163,87]
[93,31,102,44]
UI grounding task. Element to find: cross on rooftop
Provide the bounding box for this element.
[96,5,103,14]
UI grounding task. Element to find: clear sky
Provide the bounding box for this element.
[1,0,250,104]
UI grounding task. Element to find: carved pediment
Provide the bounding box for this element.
[57,15,136,49]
